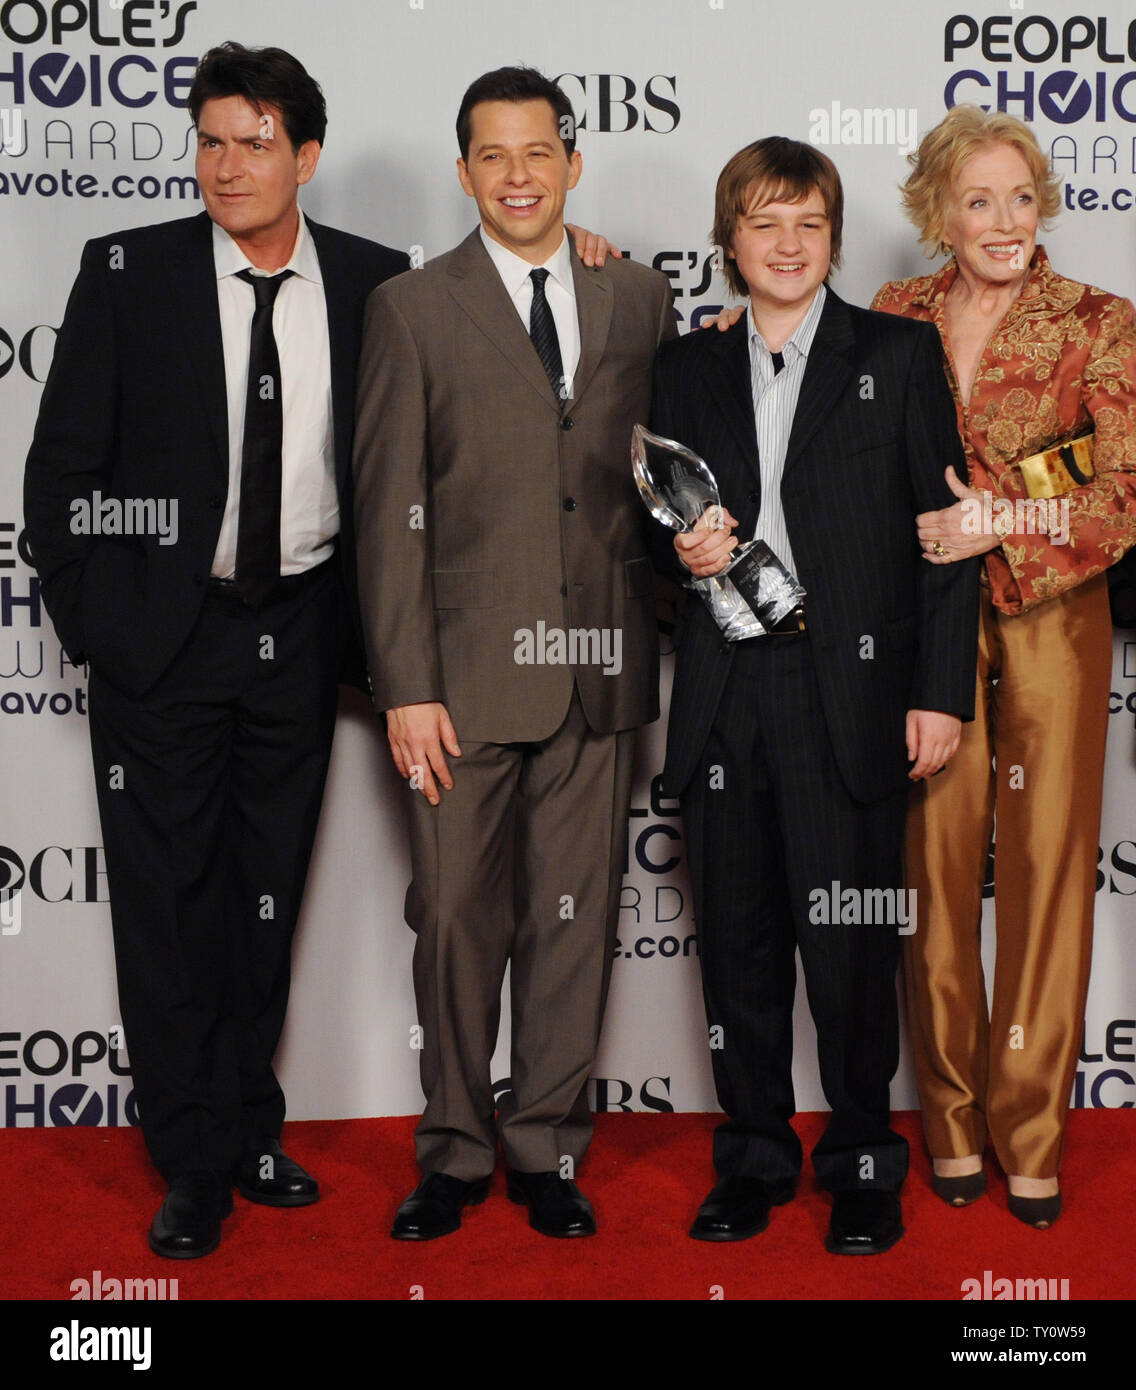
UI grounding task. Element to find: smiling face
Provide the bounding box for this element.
[942,141,1038,285]
[195,95,320,267]
[728,187,831,320]
[457,98,582,264]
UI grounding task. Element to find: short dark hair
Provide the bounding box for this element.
[188,42,327,150]
[456,66,576,161]
[712,136,844,297]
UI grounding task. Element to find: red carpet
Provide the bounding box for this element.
[2,1110,1132,1302]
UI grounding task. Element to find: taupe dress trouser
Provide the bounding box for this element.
[406,689,635,1180]
[904,574,1112,1178]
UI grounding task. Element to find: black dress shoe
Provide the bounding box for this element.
[391,1173,491,1240]
[825,1191,904,1255]
[689,1175,796,1242]
[1008,1191,1062,1229]
[234,1137,319,1207]
[505,1169,596,1237]
[148,1171,232,1260]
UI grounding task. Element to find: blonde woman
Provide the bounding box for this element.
[872,106,1136,1227]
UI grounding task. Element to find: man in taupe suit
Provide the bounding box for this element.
[353,66,675,1239]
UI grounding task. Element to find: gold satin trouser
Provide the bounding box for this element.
[904,574,1112,1178]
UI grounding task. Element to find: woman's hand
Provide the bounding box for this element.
[917,466,1003,563]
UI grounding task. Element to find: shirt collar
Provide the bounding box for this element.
[479,226,575,301]
[749,283,826,366]
[211,209,322,285]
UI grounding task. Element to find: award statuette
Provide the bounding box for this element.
[631,424,806,642]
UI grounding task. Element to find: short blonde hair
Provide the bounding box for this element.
[901,105,1060,258]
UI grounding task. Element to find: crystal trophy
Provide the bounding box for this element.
[631,424,805,641]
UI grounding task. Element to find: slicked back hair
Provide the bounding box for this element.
[188,42,327,150]
[457,65,577,161]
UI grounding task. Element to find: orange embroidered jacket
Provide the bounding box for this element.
[872,247,1136,614]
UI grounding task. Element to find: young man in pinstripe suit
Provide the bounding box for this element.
[650,138,978,1253]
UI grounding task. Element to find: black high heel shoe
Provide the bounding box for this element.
[931,1169,987,1207]
[1008,1190,1062,1229]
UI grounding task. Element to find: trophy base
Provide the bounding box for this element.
[692,539,805,640]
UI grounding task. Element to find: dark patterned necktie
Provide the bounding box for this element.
[529,267,565,401]
[235,267,293,606]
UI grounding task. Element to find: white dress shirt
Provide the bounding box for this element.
[747,284,827,577]
[211,211,336,578]
[479,226,581,399]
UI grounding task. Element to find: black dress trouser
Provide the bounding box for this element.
[87,562,344,1179]
[680,631,910,1193]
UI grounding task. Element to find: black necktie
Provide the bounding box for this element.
[771,350,785,375]
[235,267,293,607]
[529,268,565,401]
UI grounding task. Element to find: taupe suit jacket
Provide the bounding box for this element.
[353,229,676,742]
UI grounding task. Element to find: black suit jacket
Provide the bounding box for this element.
[24,210,409,696]
[650,290,979,804]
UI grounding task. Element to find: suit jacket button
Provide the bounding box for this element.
[209,495,223,509]
[563,497,577,512]
[192,573,204,586]
[748,490,760,503]
[560,584,568,596]
[561,415,575,430]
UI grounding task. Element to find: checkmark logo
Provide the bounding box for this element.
[1039,71,1092,124]
[50,1083,103,1126]
[29,53,86,109]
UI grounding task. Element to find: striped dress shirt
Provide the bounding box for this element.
[747,284,827,576]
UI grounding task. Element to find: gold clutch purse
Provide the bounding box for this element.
[1016,434,1094,499]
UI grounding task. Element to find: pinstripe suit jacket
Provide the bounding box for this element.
[650,289,979,803]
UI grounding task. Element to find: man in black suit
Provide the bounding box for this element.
[650,138,978,1252]
[22,43,409,1258]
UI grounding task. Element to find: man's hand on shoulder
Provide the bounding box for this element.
[906,709,962,780]
[385,702,461,805]
[698,304,746,332]
[566,223,623,268]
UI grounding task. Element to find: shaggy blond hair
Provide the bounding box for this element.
[712,136,843,297]
[901,105,1060,258]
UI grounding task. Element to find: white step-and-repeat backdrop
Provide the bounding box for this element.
[2,0,1134,1130]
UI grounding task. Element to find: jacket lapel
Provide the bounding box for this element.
[703,318,760,493]
[566,252,612,408]
[783,287,856,473]
[307,216,355,491]
[168,212,228,477]
[446,228,561,411]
